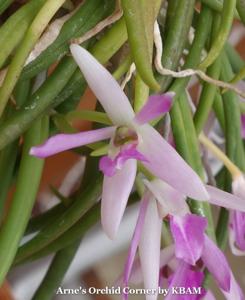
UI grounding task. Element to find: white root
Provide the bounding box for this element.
[71,0,123,45]
[153,21,245,99]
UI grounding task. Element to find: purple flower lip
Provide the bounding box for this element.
[170,213,243,298]
[99,144,148,177]
[170,214,207,266]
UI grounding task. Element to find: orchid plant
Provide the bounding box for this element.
[30,46,245,299]
[0,1,244,299]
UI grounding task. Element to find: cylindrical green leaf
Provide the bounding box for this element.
[122,0,161,91]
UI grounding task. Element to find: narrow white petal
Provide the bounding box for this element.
[101,159,137,239]
[206,185,245,212]
[139,199,162,300]
[138,125,209,200]
[70,44,135,125]
[144,179,189,217]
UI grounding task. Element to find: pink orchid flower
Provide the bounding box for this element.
[30,45,209,239]
[122,179,245,300]
[170,214,244,300]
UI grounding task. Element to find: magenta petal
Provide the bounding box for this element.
[134,92,175,125]
[101,159,137,239]
[202,235,231,291]
[123,193,150,294]
[30,127,115,158]
[229,221,245,256]
[99,156,116,176]
[99,144,147,177]
[222,272,244,300]
[231,211,245,251]
[139,199,162,300]
[70,45,135,125]
[138,125,209,201]
[206,185,245,212]
[241,115,245,139]
[166,261,204,300]
[170,214,207,265]
[115,144,148,168]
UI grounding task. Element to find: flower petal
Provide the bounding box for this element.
[231,211,245,251]
[241,115,245,139]
[170,214,207,265]
[30,127,115,158]
[202,235,231,291]
[119,245,175,286]
[101,159,137,239]
[123,193,150,299]
[138,124,209,200]
[222,272,244,300]
[99,156,117,177]
[70,44,135,125]
[205,185,245,212]
[134,92,174,125]
[139,199,162,300]
[232,175,245,199]
[144,179,189,218]
[229,217,245,256]
[166,261,205,300]
[99,144,148,177]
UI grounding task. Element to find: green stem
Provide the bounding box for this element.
[134,73,149,112]
[201,0,240,19]
[16,192,138,264]
[169,6,212,157]
[66,110,111,125]
[0,18,127,150]
[0,80,31,218]
[17,205,100,264]
[0,116,49,284]
[32,241,81,300]
[122,0,161,91]
[215,208,229,249]
[179,93,204,178]
[212,92,225,129]
[15,176,102,264]
[21,0,115,80]
[237,0,245,24]
[225,43,245,74]
[194,58,221,134]
[159,0,196,91]
[199,0,236,69]
[169,6,216,239]
[229,65,245,84]
[221,53,245,170]
[113,54,132,80]
[0,0,66,117]
[0,0,46,68]
[214,53,245,254]
[0,0,13,14]
[194,12,222,134]
[25,203,66,235]
[169,5,212,94]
